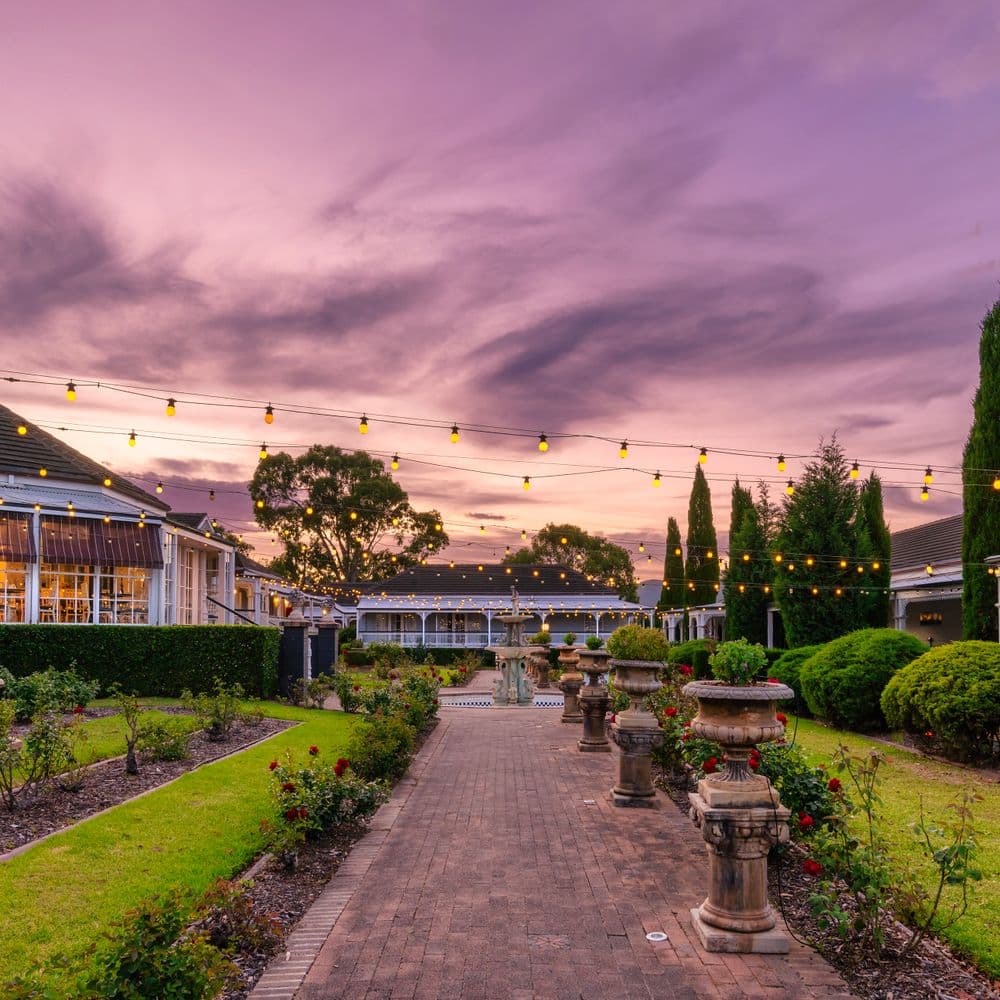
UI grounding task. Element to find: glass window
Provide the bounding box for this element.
[0,561,27,623]
[39,564,95,624]
[178,549,195,624]
[99,567,150,624]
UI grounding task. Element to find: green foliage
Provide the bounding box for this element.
[366,642,409,672]
[723,481,773,644]
[0,625,279,698]
[181,680,244,741]
[345,714,416,782]
[684,465,719,607]
[605,625,671,662]
[756,741,835,828]
[137,718,191,762]
[658,517,685,612]
[857,474,892,628]
[709,638,768,685]
[81,889,234,999]
[503,522,637,600]
[585,635,603,650]
[881,641,1000,762]
[0,665,99,722]
[667,638,716,679]
[250,445,448,588]
[195,878,283,958]
[562,632,576,645]
[800,629,928,731]
[344,648,373,667]
[109,686,142,775]
[0,702,73,809]
[963,299,1000,639]
[401,646,494,667]
[772,438,870,647]
[529,630,551,645]
[769,644,825,715]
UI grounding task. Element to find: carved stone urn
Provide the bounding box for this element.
[557,644,583,723]
[577,648,611,752]
[531,648,551,688]
[607,658,663,806]
[681,679,794,953]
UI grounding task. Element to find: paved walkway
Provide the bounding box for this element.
[258,708,853,1000]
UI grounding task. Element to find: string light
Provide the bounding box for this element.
[156,482,164,494]
[653,471,661,487]
[926,564,934,575]
[103,514,110,524]
[103,476,112,487]
[840,559,848,568]
[774,553,782,563]
[359,413,369,434]
[785,480,795,496]
[38,466,47,477]
[521,530,527,540]
[806,556,814,566]
[259,443,268,460]
[391,454,399,470]
[777,455,786,472]
[256,499,264,509]
[209,490,216,501]
[538,434,548,452]
[523,476,531,490]
[619,441,628,460]
[66,381,76,401]
[264,404,274,424]
[166,398,176,417]
[305,505,314,515]
[349,511,358,520]
[742,553,750,562]
[480,525,486,535]
[920,484,929,502]
[994,476,1000,490]
[450,424,460,444]
[850,461,859,479]
[638,542,645,552]
[16,422,26,436]
[128,430,137,447]
[872,561,880,570]
[699,447,707,464]
[674,546,681,556]
[924,467,933,485]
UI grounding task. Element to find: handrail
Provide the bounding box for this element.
[206,594,259,626]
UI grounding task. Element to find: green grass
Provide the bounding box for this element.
[787,716,1000,977]
[0,702,358,987]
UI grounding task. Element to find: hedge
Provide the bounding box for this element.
[769,644,825,716]
[668,639,716,679]
[881,641,1000,762]
[0,625,280,698]
[401,647,496,667]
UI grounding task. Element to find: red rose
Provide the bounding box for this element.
[798,814,815,830]
[72,705,85,715]
[459,666,467,673]
[802,858,823,877]
[389,672,398,680]
[681,731,692,741]
[767,677,779,684]
[776,712,788,725]
[827,778,842,793]
[924,731,935,738]
[677,664,693,676]
[703,757,718,774]
[352,684,361,692]
[281,781,296,792]
[433,698,439,706]
[298,807,308,819]
[308,745,319,756]
[749,757,760,770]
[608,713,616,723]
[268,760,279,771]
[682,720,691,728]
[664,706,678,718]
[284,807,300,821]
[334,758,349,777]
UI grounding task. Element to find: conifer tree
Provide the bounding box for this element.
[773,438,865,646]
[684,465,719,607]
[857,473,892,628]
[962,298,1000,639]
[724,481,772,644]
[658,517,685,611]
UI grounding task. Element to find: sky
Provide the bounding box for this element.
[1,1,998,572]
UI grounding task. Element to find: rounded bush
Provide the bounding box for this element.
[769,645,825,716]
[881,641,1000,762]
[799,628,927,731]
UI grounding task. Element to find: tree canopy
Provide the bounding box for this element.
[502,522,637,600]
[723,480,773,644]
[684,464,719,606]
[248,446,447,590]
[657,517,684,610]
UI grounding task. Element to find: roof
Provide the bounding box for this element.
[0,482,157,517]
[236,551,285,580]
[890,514,963,572]
[0,403,167,511]
[365,563,618,597]
[167,512,211,530]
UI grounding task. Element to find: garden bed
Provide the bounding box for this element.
[1,715,293,855]
[655,767,1000,1000]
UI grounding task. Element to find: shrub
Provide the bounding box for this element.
[756,741,835,826]
[0,702,72,808]
[81,889,234,999]
[195,879,283,957]
[0,665,99,721]
[402,647,496,667]
[329,672,365,713]
[800,629,927,731]
[137,718,191,761]
[585,635,603,650]
[366,642,409,669]
[0,625,279,697]
[709,638,768,685]
[529,631,551,645]
[606,625,671,662]
[562,632,576,645]
[769,644,825,715]
[881,641,1000,762]
[344,648,373,667]
[667,638,716,679]
[181,680,244,741]
[346,714,416,782]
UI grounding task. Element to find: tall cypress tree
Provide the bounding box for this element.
[658,517,685,609]
[685,465,719,607]
[724,481,772,644]
[962,298,1000,639]
[857,473,892,628]
[773,438,865,647]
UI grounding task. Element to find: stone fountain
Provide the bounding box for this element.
[487,586,536,706]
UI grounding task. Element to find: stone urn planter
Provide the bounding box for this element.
[531,648,551,688]
[682,677,794,953]
[577,648,611,752]
[557,644,583,723]
[607,657,663,805]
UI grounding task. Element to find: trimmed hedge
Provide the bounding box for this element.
[401,647,496,667]
[769,644,825,716]
[0,625,279,698]
[668,639,716,679]
[881,641,1000,762]
[799,628,927,731]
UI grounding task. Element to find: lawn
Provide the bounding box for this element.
[786,716,1000,978]
[0,702,358,987]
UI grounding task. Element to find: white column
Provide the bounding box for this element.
[593,611,602,638]
[766,608,774,648]
[419,610,428,645]
[893,596,908,632]
[27,510,40,623]
[486,610,493,645]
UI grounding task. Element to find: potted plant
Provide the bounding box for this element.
[577,635,612,753]
[584,635,603,651]
[527,630,552,687]
[562,632,577,646]
[556,631,582,723]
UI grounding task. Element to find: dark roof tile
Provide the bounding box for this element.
[890,514,963,571]
[363,563,616,597]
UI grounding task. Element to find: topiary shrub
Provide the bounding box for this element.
[799,629,927,731]
[606,625,671,662]
[881,641,1000,762]
[769,644,825,716]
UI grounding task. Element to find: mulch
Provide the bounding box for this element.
[0,713,293,854]
[656,766,1000,1000]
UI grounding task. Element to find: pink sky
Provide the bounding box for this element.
[1,1,998,570]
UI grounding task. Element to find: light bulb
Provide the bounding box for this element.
[840,559,848,568]
[305,505,314,515]
[774,553,783,563]
[103,477,112,487]
[359,413,368,434]
[259,443,268,460]
[920,485,929,501]
[391,454,399,470]
[994,476,1000,491]
[674,547,681,556]
[806,556,814,566]
[699,447,707,464]
[786,480,794,496]
[638,542,645,552]
[521,530,527,540]
[480,525,486,534]
[66,381,76,401]
[619,441,628,460]
[128,430,137,447]
[166,398,176,417]
[156,482,163,494]
[924,467,933,485]
[450,424,460,444]
[209,490,215,502]
[742,552,750,562]
[538,434,548,452]
[777,454,786,472]
[926,564,933,575]
[38,466,48,477]
[850,461,859,479]
[350,510,358,520]
[264,404,274,424]
[872,561,880,570]
[16,422,26,436]
[653,471,661,487]
[523,476,530,490]
[256,499,264,509]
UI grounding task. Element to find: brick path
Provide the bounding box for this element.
[263,709,854,999]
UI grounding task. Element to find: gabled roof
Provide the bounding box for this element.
[364,563,618,597]
[0,403,167,511]
[236,551,285,581]
[890,514,963,572]
[167,512,211,531]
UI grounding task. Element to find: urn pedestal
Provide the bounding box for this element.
[608,658,663,806]
[682,680,794,953]
[577,649,611,752]
[532,649,551,688]
[557,646,583,723]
